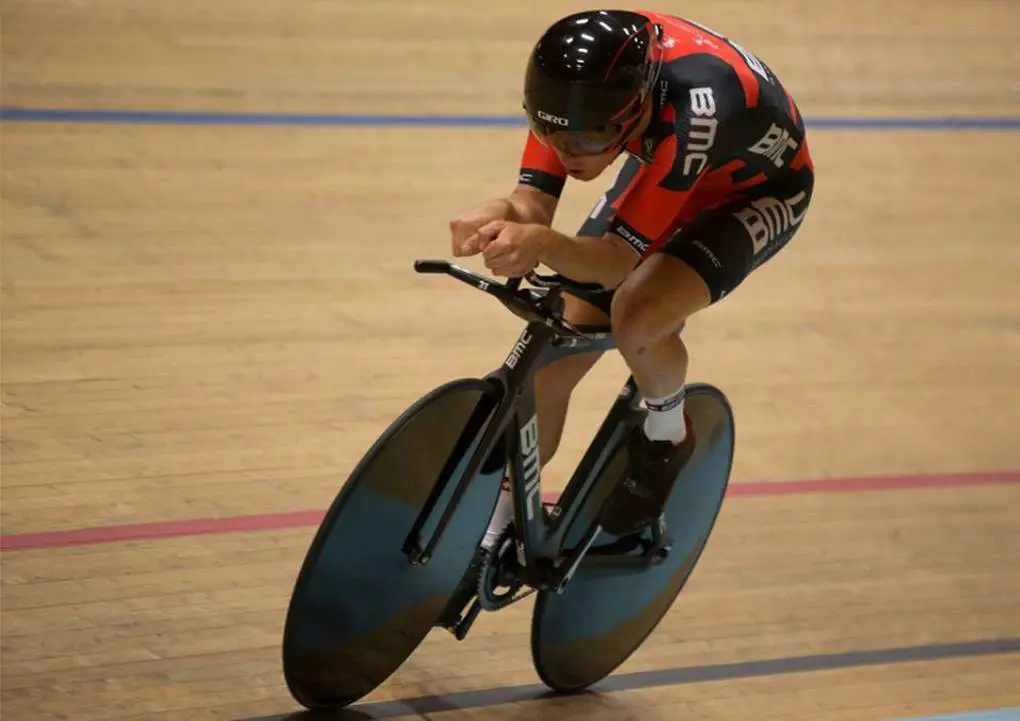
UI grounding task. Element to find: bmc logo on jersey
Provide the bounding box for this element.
[683,87,718,176]
[734,190,809,255]
[536,110,569,126]
[750,123,800,168]
[613,222,651,255]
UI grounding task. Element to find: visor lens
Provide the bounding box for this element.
[529,119,625,157]
[526,93,645,157]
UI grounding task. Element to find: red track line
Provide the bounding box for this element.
[1,471,1017,552]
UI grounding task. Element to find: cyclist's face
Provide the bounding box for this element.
[533,125,627,181]
[532,99,652,181]
[539,125,627,158]
[553,144,620,181]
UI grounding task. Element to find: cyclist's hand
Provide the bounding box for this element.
[450,199,512,257]
[480,221,545,277]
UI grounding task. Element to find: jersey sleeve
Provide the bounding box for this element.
[518,131,568,199]
[608,133,688,255]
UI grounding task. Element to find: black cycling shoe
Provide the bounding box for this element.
[598,417,696,536]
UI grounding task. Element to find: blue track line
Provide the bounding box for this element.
[2,106,1020,130]
[896,710,1020,721]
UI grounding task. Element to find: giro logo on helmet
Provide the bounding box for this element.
[536,110,570,126]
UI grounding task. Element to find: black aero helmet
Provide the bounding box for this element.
[524,10,662,152]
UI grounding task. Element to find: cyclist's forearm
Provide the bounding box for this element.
[535,228,636,289]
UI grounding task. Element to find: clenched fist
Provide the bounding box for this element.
[449,199,513,257]
[479,221,547,278]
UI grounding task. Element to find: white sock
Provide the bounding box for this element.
[643,386,688,444]
[481,487,513,550]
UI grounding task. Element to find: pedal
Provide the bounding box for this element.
[585,532,645,557]
[451,599,482,640]
[569,515,672,572]
[437,592,480,639]
[642,514,672,565]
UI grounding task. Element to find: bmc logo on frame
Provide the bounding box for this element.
[519,414,544,522]
[537,110,569,126]
[504,330,533,369]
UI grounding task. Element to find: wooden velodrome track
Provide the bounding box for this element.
[2,0,1019,719]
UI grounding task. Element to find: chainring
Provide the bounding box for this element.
[476,525,535,611]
